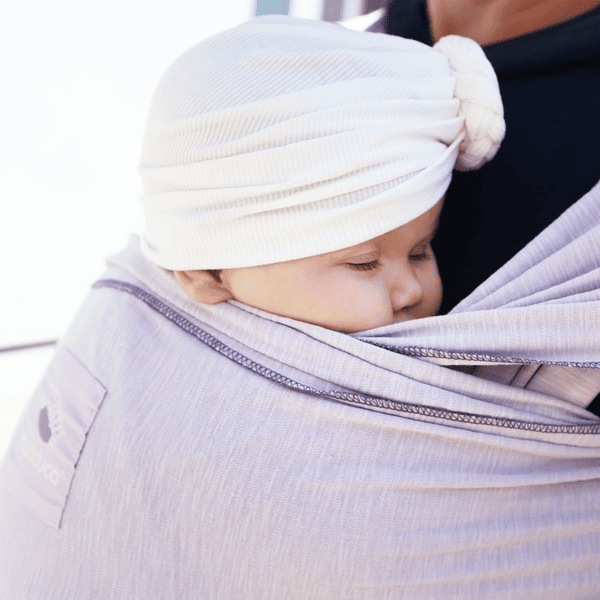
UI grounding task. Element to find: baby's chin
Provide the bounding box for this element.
[327,315,403,334]
[392,311,438,325]
[300,305,440,334]
[335,311,437,334]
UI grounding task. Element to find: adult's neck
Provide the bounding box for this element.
[427,0,600,46]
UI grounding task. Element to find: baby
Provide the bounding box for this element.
[0,18,520,599]
[174,199,443,333]
[140,15,505,333]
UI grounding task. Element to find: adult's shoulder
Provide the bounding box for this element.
[384,0,433,44]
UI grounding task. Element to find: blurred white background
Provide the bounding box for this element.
[0,0,258,460]
[0,0,384,460]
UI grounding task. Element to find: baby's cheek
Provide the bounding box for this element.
[338,286,394,331]
[422,268,443,317]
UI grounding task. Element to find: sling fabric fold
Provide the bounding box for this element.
[0,182,599,598]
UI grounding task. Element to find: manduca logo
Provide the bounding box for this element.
[38,383,65,446]
[19,432,65,487]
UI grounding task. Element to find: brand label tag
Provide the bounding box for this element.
[3,346,106,528]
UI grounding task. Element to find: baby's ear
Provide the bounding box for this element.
[174,270,233,305]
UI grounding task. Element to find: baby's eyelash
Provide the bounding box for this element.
[348,260,381,271]
[410,245,432,260]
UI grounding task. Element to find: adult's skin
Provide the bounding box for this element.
[427,0,600,46]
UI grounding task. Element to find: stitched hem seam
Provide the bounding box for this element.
[363,341,600,369]
[91,279,600,434]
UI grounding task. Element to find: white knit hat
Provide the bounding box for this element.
[139,15,505,270]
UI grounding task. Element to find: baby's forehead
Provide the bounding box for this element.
[327,240,376,256]
[319,206,442,260]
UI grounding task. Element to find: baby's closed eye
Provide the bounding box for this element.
[347,260,381,271]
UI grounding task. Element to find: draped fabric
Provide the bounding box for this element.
[0,182,599,599]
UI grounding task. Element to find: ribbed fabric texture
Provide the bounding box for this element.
[138,15,504,270]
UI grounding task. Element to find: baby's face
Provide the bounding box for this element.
[219,201,443,333]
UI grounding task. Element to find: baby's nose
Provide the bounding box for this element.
[390,268,423,313]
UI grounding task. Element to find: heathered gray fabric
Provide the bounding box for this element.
[0,181,599,599]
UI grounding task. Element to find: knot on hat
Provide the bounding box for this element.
[434,35,506,171]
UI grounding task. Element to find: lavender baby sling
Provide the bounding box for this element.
[1,181,599,599]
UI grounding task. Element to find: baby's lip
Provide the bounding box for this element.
[391,314,415,325]
[393,309,435,325]
[392,307,420,321]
